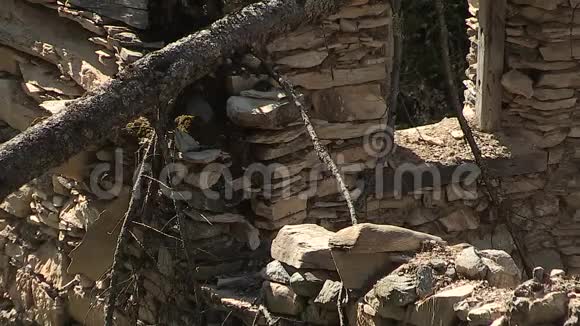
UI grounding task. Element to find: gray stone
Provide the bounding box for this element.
[262,260,293,285]
[439,207,479,232]
[271,224,336,270]
[313,280,342,310]
[416,265,435,298]
[479,250,521,288]
[329,223,444,253]
[455,247,488,279]
[373,274,418,310]
[302,304,339,325]
[289,270,335,297]
[263,281,305,316]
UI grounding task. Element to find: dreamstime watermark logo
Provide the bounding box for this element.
[87,124,480,202]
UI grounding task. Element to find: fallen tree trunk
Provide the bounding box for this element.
[0,0,343,200]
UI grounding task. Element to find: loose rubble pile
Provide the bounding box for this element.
[262,223,580,326]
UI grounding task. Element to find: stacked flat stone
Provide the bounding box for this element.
[501,0,580,150]
[225,0,393,232]
[464,0,479,110]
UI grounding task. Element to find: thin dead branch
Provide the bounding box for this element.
[103,136,155,326]
[433,0,532,276]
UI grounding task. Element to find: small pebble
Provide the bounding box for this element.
[451,130,464,140]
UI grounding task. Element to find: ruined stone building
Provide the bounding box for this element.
[0,0,579,325]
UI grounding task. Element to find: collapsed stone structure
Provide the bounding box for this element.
[0,0,579,325]
[262,223,579,326]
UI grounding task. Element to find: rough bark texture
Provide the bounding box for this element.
[0,0,343,201]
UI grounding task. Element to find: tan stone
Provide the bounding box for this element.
[339,17,391,32]
[501,69,533,98]
[533,88,575,101]
[263,281,305,316]
[288,64,387,90]
[254,210,307,230]
[331,250,400,289]
[511,0,563,10]
[226,96,299,129]
[252,135,325,160]
[520,128,568,148]
[540,41,580,61]
[267,27,329,52]
[537,70,580,88]
[508,56,577,71]
[1,0,116,90]
[439,207,479,232]
[275,50,328,69]
[50,151,91,182]
[29,242,72,288]
[0,184,33,218]
[0,78,48,131]
[507,36,539,49]
[68,289,130,326]
[0,46,25,75]
[311,83,386,122]
[329,223,444,253]
[514,97,577,111]
[67,188,131,281]
[252,195,307,220]
[246,127,305,144]
[316,120,386,139]
[19,62,83,97]
[39,100,71,115]
[328,3,390,20]
[271,224,336,270]
[410,285,475,326]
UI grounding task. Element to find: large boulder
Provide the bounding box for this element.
[271,224,336,270]
[329,224,444,253]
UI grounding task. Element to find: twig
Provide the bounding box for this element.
[262,62,358,225]
[433,0,532,276]
[104,136,155,326]
[155,104,204,324]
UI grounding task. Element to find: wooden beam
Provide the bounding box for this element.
[475,0,506,132]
